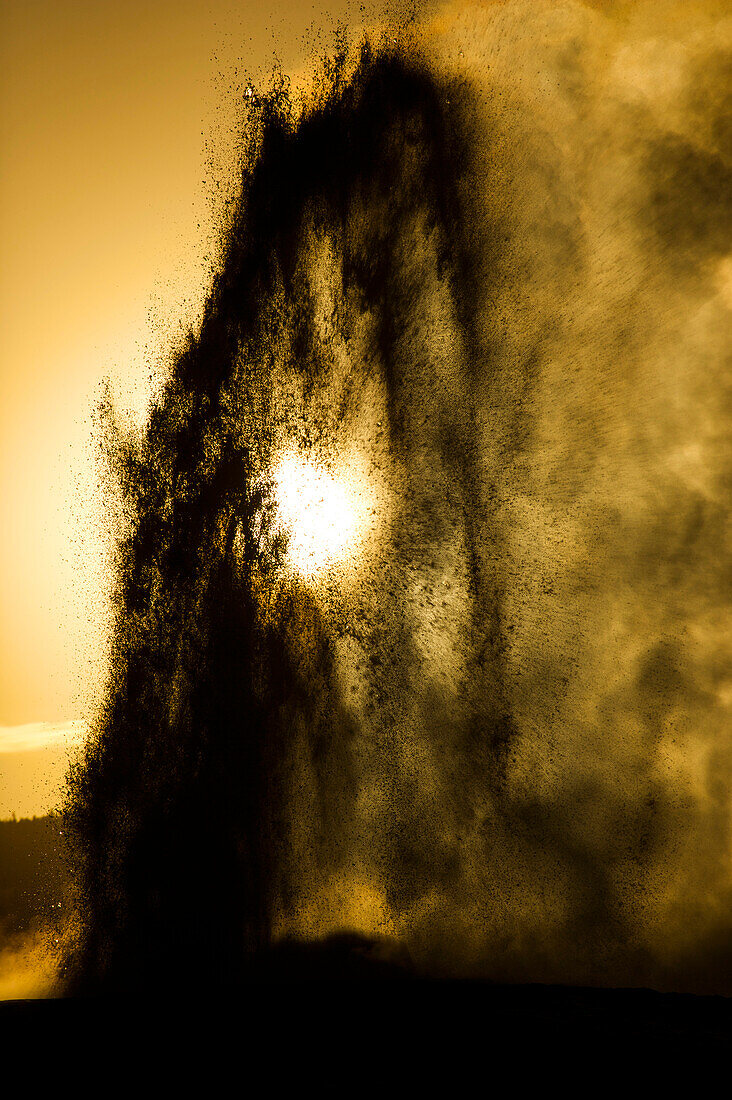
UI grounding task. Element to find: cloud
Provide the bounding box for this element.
[0,720,87,755]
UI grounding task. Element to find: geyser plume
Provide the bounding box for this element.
[64,0,732,993]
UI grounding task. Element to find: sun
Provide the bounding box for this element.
[271,449,375,579]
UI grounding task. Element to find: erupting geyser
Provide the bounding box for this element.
[62,2,732,995]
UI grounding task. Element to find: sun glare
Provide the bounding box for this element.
[271,449,373,578]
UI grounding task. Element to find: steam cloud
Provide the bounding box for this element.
[65,0,732,994]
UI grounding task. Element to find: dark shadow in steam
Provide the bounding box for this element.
[62,42,517,993]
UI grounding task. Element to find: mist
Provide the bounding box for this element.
[63,0,731,994]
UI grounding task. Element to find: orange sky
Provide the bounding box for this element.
[0,1,415,745]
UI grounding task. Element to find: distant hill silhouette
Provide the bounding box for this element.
[0,817,69,940]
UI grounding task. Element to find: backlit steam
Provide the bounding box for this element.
[63,0,732,996]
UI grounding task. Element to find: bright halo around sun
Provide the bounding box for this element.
[271,449,376,579]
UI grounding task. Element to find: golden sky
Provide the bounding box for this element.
[0,1,411,732]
